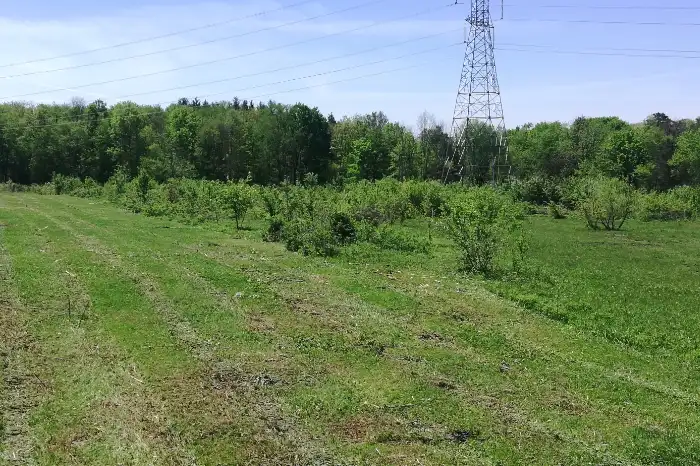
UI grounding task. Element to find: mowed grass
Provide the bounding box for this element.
[1,193,700,465]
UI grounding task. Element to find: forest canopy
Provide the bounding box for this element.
[0,97,698,189]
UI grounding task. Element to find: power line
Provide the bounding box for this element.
[499,42,700,55]
[0,0,320,70]
[505,18,700,27]
[0,0,392,80]
[117,29,461,100]
[0,54,455,132]
[496,46,700,59]
[188,42,460,102]
[0,3,450,100]
[503,3,700,11]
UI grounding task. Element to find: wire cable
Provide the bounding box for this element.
[498,42,700,55]
[0,0,320,70]
[0,0,392,80]
[117,28,461,100]
[504,3,700,11]
[0,3,451,100]
[496,46,700,59]
[505,18,700,27]
[0,54,456,132]
[164,42,461,103]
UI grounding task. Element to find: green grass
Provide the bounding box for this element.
[1,193,700,465]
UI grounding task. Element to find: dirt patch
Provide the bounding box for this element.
[544,393,590,416]
[333,416,396,443]
[418,331,445,342]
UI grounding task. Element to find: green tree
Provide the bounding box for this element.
[107,102,149,177]
[286,104,332,183]
[670,129,700,185]
[508,122,574,178]
[164,105,201,178]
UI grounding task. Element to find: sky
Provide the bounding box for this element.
[1,0,699,129]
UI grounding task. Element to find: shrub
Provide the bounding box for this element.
[574,177,637,231]
[135,169,151,202]
[263,217,284,242]
[445,187,526,274]
[331,212,357,245]
[283,216,338,257]
[104,167,129,203]
[74,177,103,199]
[547,202,566,219]
[260,186,282,217]
[371,224,430,253]
[352,204,386,227]
[510,176,563,205]
[52,173,83,195]
[220,179,255,229]
[638,191,691,221]
[0,180,25,193]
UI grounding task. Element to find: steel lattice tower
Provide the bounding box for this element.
[444,0,508,184]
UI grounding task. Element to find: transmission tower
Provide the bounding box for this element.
[443,0,509,184]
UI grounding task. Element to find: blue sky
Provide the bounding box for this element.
[1,0,699,129]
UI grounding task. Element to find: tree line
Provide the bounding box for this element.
[0,96,698,189]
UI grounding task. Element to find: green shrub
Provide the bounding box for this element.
[220,178,255,229]
[0,180,25,193]
[260,186,282,217]
[371,224,430,253]
[52,173,83,195]
[574,177,637,231]
[669,186,700,218]
[263,217,284,242]
[510,176,563,205]
[70,177,103,199]
[135,169,151,202]
[639,191,692,221]
[352,204,386,227]
[445,187,527,274]
[331,212,357,245]
[283,216,338,257]
[104,167,129,203]
[547,202,566,219]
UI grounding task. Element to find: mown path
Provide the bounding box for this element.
[1,193,698,465]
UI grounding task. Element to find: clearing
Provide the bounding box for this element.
[1,193,699,465]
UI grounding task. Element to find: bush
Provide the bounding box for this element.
[220,178,255,229]
[638,191,692,221]
[283,216,338,257]
[0,180,26,193]
[445,187,527,274]
[331,212,357,245]
[574,177,637,231]
[104,167,129,203]
[260,186,282,217]
[371,224,430,253]
[547,202,566,219]
[352,204,386,227]
[509,176,563,205]
[263,217,284,242]
[52,173,83,195]
[73,177,103,198]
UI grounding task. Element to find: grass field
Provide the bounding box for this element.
[1,192,700,465]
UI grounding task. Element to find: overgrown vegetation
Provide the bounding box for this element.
[574,176,638,231]
[2,191,700,465]
[4,171,700,268]
[444,187,527,274]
